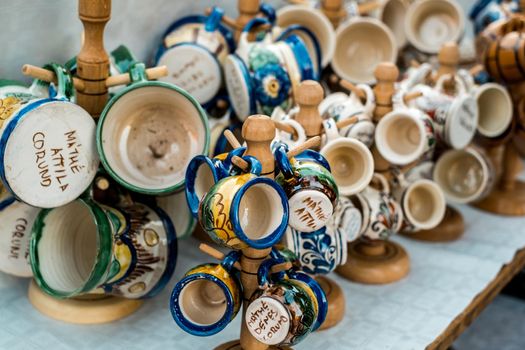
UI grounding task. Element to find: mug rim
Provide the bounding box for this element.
[224,54,256,121]
[402,179,446,230]
[474,82,513,138]
[96,80,210,195]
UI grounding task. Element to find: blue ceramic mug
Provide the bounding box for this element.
[170,251,242,336]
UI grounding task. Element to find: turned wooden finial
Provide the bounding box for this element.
[236,0,260,39]
[373,62,399,122]
[76,0,111,117]
[321,0,346,28]
[242,114,276,178]
[294,80,325,143]
[436,41,460,79]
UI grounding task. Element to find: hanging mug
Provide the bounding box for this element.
[97,62,209,195]
[275,145,338,232]
[170,251,242,336]
[199,156,289,249]
[30,198,177,299]
[0,63,98,208]
[156,190,196,240]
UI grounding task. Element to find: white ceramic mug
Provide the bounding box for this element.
[332,17,397,84]
[405,0,465,54]
[433,146,495,203]
[327,196,363,243]
[276,4,335,68]
[321,118,374,196]
[375,94,436,166]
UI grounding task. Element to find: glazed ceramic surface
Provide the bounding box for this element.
[0,64,98,208]
[327,196,363,243]
[157,190,196,239]
[97,62,209,195]
[170,251,241,336]
[31,198,177,299]
[0,191,39,277]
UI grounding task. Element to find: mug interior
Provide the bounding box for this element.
[333,19,396,83]
[381,0,407,48]
[196,163,217,203]
[178,278,228,326]
[237,182,285,242]
[376,112,426,165]
[434,150,487,203]
[407,0,461,53]
[404,180,445,229]
[476,84,513,138]
[36,201,99,295]
[100,85,207,192]
[321,139,373,195]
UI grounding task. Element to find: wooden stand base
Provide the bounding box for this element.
[316,276,345,330]
[400,206,465,242]
[473,181,525,216]
[28,280,143,324]
[336,240,410,284]
[215,340,292,350]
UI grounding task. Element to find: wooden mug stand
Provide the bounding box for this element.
[23,0,168,324]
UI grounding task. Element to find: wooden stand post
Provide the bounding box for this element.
[28,0,143,324]
[321,0,346,28]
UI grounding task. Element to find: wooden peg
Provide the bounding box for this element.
[231,155,251,173]
[373,62,399,122]
[224,129,243,149]
[76,0,111,117]
[335,75,366,101]
[22,64,86,91]
[335,116,359,130]
[321,0,346,28]
[105,66,168,87]
[287,136,322,158]
[410,59,421,68]
[274,120,298,136]
[469,64,485,77]
[236,0,261,40]
[358,0,382,15]
[95,177,110,191]
[403,91,423,104]
[199,243,243,270]
[294,80,325,143]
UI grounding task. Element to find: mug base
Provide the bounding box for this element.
[473,180,525,216]
[336,240,410,284]
[28,280,143,324]
[215,340,293,350]
[400,206,464,242]
[315,276,345,331]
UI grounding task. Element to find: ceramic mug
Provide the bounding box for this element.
[199,156,289,249]
[457,70,514,139]
[170,251,242,336]
[246,259,321,346]
[0,191,39,277]
[0,64,99,208]
[327,196,363,243]
[332,17,397,84]
[353,173,404,240]
[375,93,436,166]
[433,146,495,204]
[470,0,520,34]
[276,4,335,68]
[155,7,235,107]
[319,92,349,119]
[97,62,209,196]
[391,171,446,232]
[275,145,338,232]
[321,118,374,196]
[405,0,465,54]
[408,74,479,150]
[271,116,307,150]
[157,190,196,240]
[31,198,177,299]
[375,0,409,48]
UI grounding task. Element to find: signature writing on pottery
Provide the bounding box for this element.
[171,55,217,94]
[294,197,329,229]
[247,300,289,341]
[9,218,29,261]
[33,130,85,191]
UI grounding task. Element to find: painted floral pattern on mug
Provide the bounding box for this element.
[367,191,401,240]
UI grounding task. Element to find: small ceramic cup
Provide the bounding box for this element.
[246,259,320,346]
[391,172,446,232]
[353,173,404,240]
[276,4,335,69]
[155,7,235,107]
[199,156,289,250]
[97,62,209,195]
[0,64,99,208]
[170,251,242,336]
[275,145,338,233]
[408,74,479,150]
[458,70,513,139]
[470,0,520,34]
[405,0,465,54]
[327,196,363,243]
[375,94,436,166]
[321,118,374,196]
[0,191,39,277]
[376,0,409,49]
[31,198,177,299]
[156,190,196,240]
[332,17,397,84]
[433,146,495,204]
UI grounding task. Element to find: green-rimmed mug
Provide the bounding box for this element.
[30,197,177,299]
[96,62,209,195]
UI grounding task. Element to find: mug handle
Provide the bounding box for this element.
[274,143,294,179]
[185,155,220,218]
[274,119,307,149]
[220,146,247,177]
[205,6,225,32]
[435,73,467,96]
[356,84,376,117]
[220,250,242,272]
[322,118,340,144]
[239,17,274,48]
[231,155,263,176]
[275,25,322,74]
[128,62,149,84]
[256,257,284,288]
[371,173,391,194]
[42,63,75,101]
[259,3,276,25]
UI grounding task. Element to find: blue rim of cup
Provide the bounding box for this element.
[469,0,496,19]
[185,155,222,218]
[230,176,289,249]
[281,34,317,81]
[276,25,322,78]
